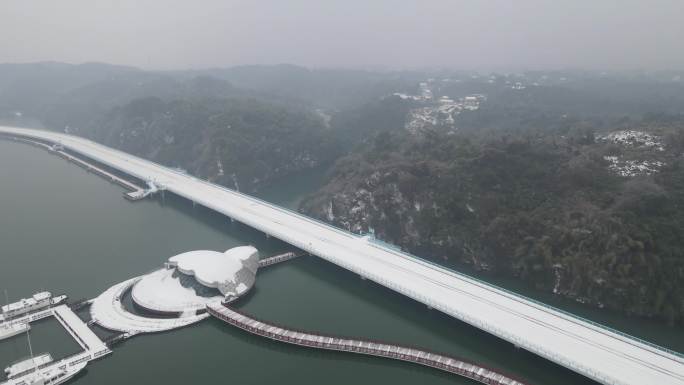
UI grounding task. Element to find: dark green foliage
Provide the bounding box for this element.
[93,97,339,191]
[301,122,684,326]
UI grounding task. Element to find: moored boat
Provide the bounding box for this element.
[3,361,86,385]
[4,353,52,379]
[1,292,67,321]
[0,322,30,342]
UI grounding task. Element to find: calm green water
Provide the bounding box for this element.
[0,140,680,385]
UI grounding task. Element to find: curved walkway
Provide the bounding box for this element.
[207,303,527,385]
[90,277,209,336]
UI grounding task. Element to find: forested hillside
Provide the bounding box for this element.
[92,96,338,190]
[0,62,388,190]
[301,114,684,325]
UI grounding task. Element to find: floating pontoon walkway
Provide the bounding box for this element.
[52,305,108,355]
[207,303,526,385]
[90,277,209,336]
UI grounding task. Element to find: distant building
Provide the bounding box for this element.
[463,96,479,111]
[511,82,526,90]
[418,82,433,100]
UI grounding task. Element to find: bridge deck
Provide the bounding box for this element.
[2,126,683,385]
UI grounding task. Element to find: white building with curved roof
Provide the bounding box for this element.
[131,246,259,314]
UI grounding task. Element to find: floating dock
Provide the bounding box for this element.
[52,305,108,355]
[0,305,111,385]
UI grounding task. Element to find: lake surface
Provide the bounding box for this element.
[0,140,681,385]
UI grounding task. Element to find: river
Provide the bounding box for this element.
[0,139,680,385]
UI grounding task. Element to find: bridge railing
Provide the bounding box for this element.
[174,170,361,238]
[365,238,684,360]
[208,304,529,385]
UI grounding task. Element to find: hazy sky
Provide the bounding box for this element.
[1,0,683,71]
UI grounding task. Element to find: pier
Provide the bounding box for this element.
[258,251,304,268]
[52,305,108,355]
[207,303,526,385]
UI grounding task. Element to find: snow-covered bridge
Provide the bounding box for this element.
[1,126,683,385]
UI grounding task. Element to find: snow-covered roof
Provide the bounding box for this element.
[131,246,259,314]
[131,268,224,313]
[169,250,240,287]
[168,246,258,296]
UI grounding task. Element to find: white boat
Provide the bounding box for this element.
[0,322,30,342]
[1,327,86,385]
[3,361,86,385]
[4,353,52,379]
[1,292,67,321]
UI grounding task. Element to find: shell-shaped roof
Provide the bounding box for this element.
[168,246,259,297]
